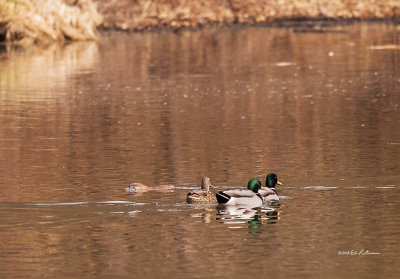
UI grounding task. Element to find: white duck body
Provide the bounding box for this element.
[259,188,279,202]
[216,179,266,207]
[216,189,264,206]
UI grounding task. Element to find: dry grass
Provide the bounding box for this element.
[95,0,400,31]
[0,0,103,43]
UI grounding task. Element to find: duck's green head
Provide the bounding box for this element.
[266,173,282,188]
[247,179,265,193]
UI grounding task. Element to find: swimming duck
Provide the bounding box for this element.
[215,179,266,207]
[186,176,216,204]
[125,183,175,193]
[258,173,282,202]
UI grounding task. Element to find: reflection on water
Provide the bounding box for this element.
[0,23,400,278]
[0,186,400,278]
[216,204,280,232]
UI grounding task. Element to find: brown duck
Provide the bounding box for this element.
[186,176,216,204]
[126,183,175,193]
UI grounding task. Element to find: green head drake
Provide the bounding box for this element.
[247,178,265,193]
[266,173,282,188]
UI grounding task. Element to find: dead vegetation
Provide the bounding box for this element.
[0,0,103,43]
[94,0,400,31]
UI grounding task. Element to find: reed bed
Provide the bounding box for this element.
[0,0,103,43]
[95,0,400,31]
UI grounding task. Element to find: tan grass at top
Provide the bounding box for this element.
[0,0,103,43]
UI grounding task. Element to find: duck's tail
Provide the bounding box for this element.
[216,191,231,204]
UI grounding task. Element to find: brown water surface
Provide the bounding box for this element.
[0,23,400,278]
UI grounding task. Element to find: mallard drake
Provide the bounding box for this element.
[186,176,216,204]
[215,179,266,206]
[125,183,175,192]
[258,173,282,202]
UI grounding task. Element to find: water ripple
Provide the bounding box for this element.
[33,201,148,206]
[303,186,338,190]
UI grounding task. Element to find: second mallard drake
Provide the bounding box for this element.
[216,179,266,207]
[259,173,282,202]
[186,176,216,204]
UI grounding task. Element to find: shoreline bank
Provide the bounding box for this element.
[95,0,400,32]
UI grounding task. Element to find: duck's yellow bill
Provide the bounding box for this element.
[277,181,283,185]
[210,184,214,188]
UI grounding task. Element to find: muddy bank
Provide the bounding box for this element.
[94,0,400,31]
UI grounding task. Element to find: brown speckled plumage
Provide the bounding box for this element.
[186,176,216,204]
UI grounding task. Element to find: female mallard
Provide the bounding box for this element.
[259,173,282,202]
[186,176,216,204]
[125,183,175,193]
[215,179,266,207]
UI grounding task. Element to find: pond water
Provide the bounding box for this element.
[0,22,400,278]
